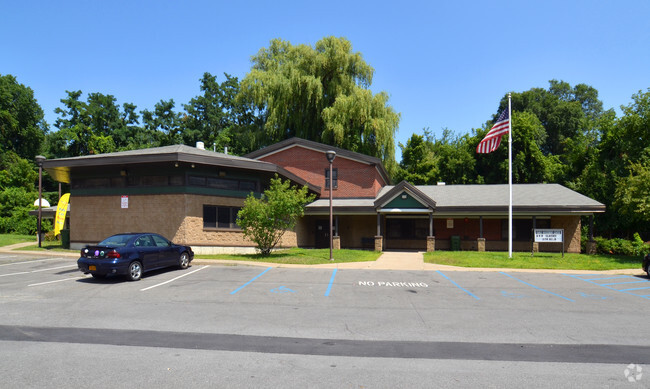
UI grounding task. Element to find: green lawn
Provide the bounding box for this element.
[16,240,76,252]
[0,234,36,247]
[424,250,642,271]
[197,248,382,265]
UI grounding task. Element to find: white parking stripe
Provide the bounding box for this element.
[30,265,77,273]
[0,271,29,277]
[0,265,76,277]
[140,266,209,291]
[0,258,69,267]
[28,277,85,286]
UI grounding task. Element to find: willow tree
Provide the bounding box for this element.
[239,36,400,168]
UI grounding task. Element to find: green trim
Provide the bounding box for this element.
[384,192,428,209]
[71,186,260,198]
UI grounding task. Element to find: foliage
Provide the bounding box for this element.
[237,175,315,256]
[0,186,51,234]
[614,152,650,223]
[142,99,182,146]
[49,90,145,157]
[183,72,264,155]
[0,151,37,191]
[239,36,399,168]
[397,132,438,184]
[0,74,48,160]
[591,234,649,257]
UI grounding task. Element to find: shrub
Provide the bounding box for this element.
[589,233,650,256]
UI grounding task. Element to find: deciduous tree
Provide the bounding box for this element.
[236,175,315,256]
[239,37,399,168]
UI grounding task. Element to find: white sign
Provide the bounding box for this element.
[534,229,563,243]
[121,195,128,209]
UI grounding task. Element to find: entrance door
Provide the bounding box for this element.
[315,220,329,248]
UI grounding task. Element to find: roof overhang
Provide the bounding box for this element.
[41,145,321,194]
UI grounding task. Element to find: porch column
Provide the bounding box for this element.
[375,213,383,252]
[333,215,340,249]
[532,216,539,253]
[477,216,485,252]
[427,212,435,252]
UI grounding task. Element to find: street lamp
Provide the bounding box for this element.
[35,155,46,248]
[325,150,336,261]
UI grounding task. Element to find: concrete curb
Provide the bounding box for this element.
[0,245,645,275]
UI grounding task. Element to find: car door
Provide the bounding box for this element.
[151,234,177,266]
[134,234,160,270]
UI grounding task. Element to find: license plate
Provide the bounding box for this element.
[89,265,96,271]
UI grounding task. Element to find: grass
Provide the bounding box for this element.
[196,248,382,265]
[424,250,643,271]
[0,234,36,247]
[17,240,77,252]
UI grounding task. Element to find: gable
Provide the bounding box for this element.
[384,192,429,209]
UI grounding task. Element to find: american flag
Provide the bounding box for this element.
[476,108,510,154]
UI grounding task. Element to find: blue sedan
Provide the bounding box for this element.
[78,233,194,281]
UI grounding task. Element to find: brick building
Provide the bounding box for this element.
[41,138,605,253]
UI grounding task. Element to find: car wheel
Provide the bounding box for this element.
[179,252,190,269]
[91,273,106,279]
[127,261,142,281]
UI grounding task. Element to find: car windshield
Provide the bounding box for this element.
[98,234,138,247]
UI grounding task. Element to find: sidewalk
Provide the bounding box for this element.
[0,244,644,275]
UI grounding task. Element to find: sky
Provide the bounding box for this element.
[4,0,650,161]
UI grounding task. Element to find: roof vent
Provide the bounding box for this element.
[437,182,446,186]
[196,141,205,150]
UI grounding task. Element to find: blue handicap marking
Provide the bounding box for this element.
[501,290,527,298]
[579,292,608,300]
[271,285,295,294]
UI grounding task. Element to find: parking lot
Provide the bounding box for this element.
[1,252,649,387]
[1,253,649,344]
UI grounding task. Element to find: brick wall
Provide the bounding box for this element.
[258,146,386,199]
[70,194,296,249]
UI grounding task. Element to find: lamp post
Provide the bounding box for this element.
[35,155,46,248]
[325,150,336,261]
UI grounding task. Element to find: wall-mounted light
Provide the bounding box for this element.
[174,162,179,168]
[120,169,128,177]
[191,164,195,168]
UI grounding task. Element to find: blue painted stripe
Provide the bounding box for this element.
[601,280,649,286]
[619,286,650,292]
[500,272,574,302]
[230,267,272,295]
[324,269,337,297]
[563,274,650,300]
[580,275,631,281]
[436,270,480,300]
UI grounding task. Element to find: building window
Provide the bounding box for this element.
[325,168,338,189]
[386,218,428,240]
[501,219,551,241]
[203,205,241,229]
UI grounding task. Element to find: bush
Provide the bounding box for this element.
[589,233,650,256]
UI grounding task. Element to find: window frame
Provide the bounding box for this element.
[324,168,338,189]
[203,205,242,230]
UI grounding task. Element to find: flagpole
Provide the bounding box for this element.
[508,92,513,259]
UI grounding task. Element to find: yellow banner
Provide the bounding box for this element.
[54,193,70,237]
